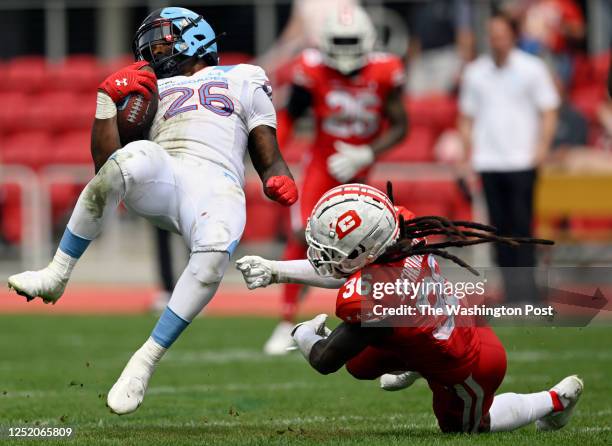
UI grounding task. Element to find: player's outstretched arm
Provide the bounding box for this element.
[292,317,392,375]
[248,125,298,206]
[236,256,344,290]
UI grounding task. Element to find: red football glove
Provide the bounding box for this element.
[265,175,298,207]
[98,61,157,103]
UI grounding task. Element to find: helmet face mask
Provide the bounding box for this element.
[306,184,399,278]
[320,6,376,75]
[133,7,220,79]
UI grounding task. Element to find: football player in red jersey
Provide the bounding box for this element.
[237,184,583,433]
[266,5,408,354]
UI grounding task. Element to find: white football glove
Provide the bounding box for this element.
[290,314,332,358]
[291,313,332,338]
[327,141,375,183]
[235,256,277,290]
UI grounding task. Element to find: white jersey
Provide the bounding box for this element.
[149,64,276,185]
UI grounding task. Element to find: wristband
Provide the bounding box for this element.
[95,92,117,119]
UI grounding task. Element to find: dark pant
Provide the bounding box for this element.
[480,169,539,303]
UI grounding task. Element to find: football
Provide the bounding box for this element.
[116,64,158,145]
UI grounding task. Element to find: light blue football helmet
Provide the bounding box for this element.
[132,7,222,78]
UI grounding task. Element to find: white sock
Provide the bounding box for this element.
[47,249,78,280]
[489,391,553,432]
[124,337,167,378]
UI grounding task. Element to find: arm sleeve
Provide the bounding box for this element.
[308,322,392,374]
[272,259,345,289]
[532,62,561,111]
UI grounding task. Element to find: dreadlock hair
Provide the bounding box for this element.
[376,182,554,275]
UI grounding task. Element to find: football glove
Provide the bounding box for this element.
[291,313,332,338]
[327,141,374,183]
[235,256,277,289]
[98,61,157,103]
[290,314,332,359]
[264,175,298,207]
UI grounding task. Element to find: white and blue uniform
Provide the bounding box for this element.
[111,64,276,254]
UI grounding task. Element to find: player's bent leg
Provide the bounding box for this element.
[8,159,126,303]
[346,346,406,380]
[106,252,229,414]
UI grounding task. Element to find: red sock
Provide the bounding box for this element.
[280,237,307,322]
[549,390,564,412]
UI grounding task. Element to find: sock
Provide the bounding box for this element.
[489,391,554,432]
[150,252,228,349]
[151,307,190,348]
[58,228,91,259]
[121,336,167,379]
[47,246,79,281]
[550,390,564,412]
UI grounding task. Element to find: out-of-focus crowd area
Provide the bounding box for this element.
[0,0,610,277]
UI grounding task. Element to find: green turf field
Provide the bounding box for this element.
[0,315,610,445]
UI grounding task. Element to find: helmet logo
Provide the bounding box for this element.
[336,210,362,239]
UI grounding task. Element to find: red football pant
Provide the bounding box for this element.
[345,326,507,433]
[281,161,341,322]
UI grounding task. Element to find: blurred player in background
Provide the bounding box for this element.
[237,184,583,434]
[8,7,297,414]
[265,5,408,354]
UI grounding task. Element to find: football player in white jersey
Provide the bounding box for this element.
[8,7,298,415]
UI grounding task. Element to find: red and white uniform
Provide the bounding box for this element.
[335,246,507,433]
[289,49,405,228]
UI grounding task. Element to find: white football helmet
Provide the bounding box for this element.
[305,184,399,278]
[319,5,376,74]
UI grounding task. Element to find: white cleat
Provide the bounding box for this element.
[107,376,147,415]
[536,375,584,431]
[107,348,158,415]
[263,321,295,355]
[8,268,67,304]
[380,371,422,391]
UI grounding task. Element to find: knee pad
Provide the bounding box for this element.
[188,252,229,285]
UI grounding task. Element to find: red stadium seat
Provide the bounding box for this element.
[5,56,47,93]
[380,126,436,162]
[25,92,92,133]
[47,55,103,93]
[0,131,53,170]
[0,92,29,134]
[405,94,458,133]
[371,178,471,221]
[0,183,23,243]
[242,179,282,241]
[51,130,92,165]
[102,55,137,78]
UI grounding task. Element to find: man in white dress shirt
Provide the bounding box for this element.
[458,14,559,303]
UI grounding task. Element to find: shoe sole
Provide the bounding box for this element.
[8,280,57,304]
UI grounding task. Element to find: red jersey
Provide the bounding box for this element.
[335,252,481,384]
[292,49,405,165]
